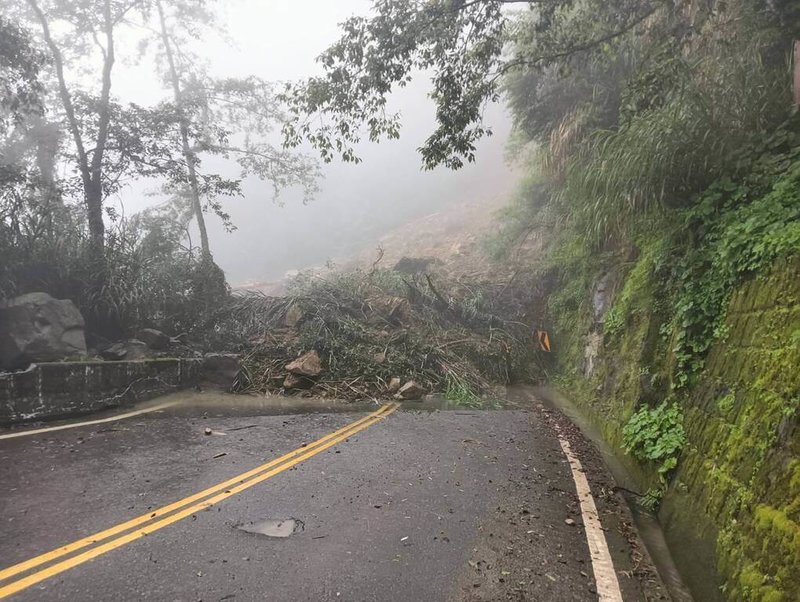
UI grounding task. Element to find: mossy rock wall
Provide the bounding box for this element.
[556,254,800,601]
[663,258,800,602]
[556,240,674,492]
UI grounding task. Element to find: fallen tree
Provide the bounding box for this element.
[207,268,543,402]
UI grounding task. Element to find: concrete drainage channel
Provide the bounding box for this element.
[516,385,696,602]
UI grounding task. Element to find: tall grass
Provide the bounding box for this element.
[560,15,792,245]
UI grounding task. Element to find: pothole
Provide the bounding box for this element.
[235,518,305,538]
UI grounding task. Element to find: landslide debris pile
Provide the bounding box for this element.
[211,269,541,401]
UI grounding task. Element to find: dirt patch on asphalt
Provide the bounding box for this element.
[448,401,670,601]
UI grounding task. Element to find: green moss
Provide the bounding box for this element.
[789,461,800,496]
[760,588,784,602]
[603,237,668,338]
[739,564,765,591]
[754,506,800,547]
[716,390,736,415]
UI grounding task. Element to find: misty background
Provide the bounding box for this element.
[110,0,515,286]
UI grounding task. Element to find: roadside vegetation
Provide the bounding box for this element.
[1,2,318,339]
[493,0,799,450]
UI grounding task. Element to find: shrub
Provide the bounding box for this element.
[622,401,686,478]
[0,196,228,338]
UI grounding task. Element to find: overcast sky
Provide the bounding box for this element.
[111,0,515,285]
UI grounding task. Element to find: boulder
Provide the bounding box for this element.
[171,332,190,345]
[387,377,402,393]
[100,344,125,361]
[396,380,425,400]
[100,340,148,361]
[283,372,301,389]
[0,292,86,369]
[202,353,241,389]
[367,296,410,325]
[284,303,305,328]
[393,256,439,274]
[136,328,170,350]
[285,350,322,377]
[124,340,148,360]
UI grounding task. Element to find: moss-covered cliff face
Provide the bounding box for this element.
[551,249,800,601]
[540,143,800,600]
[665,258,800,602]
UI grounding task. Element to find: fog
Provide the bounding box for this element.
[111,0,515,286]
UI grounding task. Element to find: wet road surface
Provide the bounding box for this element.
[0,391,668,601]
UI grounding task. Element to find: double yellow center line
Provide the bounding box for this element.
[0,403,399,599]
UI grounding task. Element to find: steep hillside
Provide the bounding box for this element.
[542,156,800,601]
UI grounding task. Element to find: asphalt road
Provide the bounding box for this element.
[0,391,668,601]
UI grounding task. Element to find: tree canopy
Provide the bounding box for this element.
[282,0,662,169]
[0,15,45,132]
[285,0,796,174]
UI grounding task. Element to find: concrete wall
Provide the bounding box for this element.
[0,358,202,424]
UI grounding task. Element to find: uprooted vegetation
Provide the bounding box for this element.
[208,268,543,401]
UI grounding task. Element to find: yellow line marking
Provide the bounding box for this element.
[0,403,397,598]
[0,403,392,582]
[556,430,623,602]
[0,400,183,441]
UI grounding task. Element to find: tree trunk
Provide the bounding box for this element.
[794,40,800,110]
[85,0,115,259]
[32,118,61,218]
[156,0,212,262]
[27,0,113,259]
[86,181,105,254]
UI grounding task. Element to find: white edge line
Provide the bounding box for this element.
[0,400,181,440]
[557,431,624,602]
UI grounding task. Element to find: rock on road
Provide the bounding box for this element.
[0,390,668,601]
